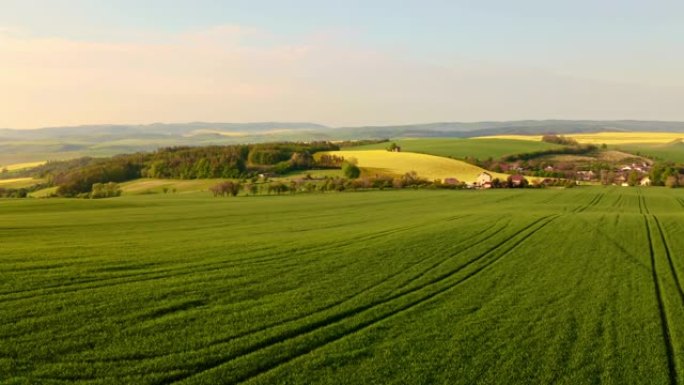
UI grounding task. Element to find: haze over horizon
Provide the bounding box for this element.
[2,0,683,129]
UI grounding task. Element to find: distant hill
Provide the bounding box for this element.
[3,120,684,164]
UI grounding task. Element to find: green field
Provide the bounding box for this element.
[351,138,562,159]
[2,188,684,384]
[616,141,684,163]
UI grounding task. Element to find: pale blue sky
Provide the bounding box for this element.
[1,0,683,128]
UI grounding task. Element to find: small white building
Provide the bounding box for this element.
[476,172,493,186]
[640,176,652,186]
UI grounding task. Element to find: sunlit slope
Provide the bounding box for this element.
[480,132,684,145]
[351,138,562,159]
[319,150,508,182]
[0,161,47,171]
[119,178,228,195]
[0,178,44,189]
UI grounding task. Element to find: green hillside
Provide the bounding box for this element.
[2,187,684,384]
[616,141,684,163]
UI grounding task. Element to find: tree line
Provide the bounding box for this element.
[19,142,340,197]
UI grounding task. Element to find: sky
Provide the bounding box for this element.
[1,0,683,129]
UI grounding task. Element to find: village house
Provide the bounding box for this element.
[640,176,652,186]
[476,172,493,187]
[509,174,526,187]
[576,170,596,181]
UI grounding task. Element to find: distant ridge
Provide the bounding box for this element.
[3,120,684,164]
[3,120,684,141]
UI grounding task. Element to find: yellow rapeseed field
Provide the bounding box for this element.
[318,150,509,183]
[478,132,684,145]
[0,177,44,189]
[1,161,47,171]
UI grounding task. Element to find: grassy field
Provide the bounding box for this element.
[350,138,562,160]
[317,150,509,182]
[2,187,684,384]
[616,141,684,163]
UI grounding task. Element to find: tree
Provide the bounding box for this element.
[387,142,398,152]
[342,161,361,179]
[90,182,121,198]
[666,175,679,188]
[627,170,640,186]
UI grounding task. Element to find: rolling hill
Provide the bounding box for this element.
[3,120,684,165]
[350,138,563,160]
[317,150,509,182]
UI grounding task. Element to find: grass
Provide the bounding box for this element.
[352,138,563,159]
[616,141,684,163]
[2,187,684,384]
[28,186,59,198]
[317,150,509,182]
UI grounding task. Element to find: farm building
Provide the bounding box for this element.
[443,177,460,185]
[475,172,492,186]
[508,174,526,187]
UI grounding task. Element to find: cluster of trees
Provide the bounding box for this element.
[316,154,345,168]
[649,162,682,187]
[341,160,361,179]
[0,187,29,198]
[18,142,341,197]
[91,182,122,198]
[337,139,389,148]
[541,134,579,146]
[501,144,597,162]
[209,181,242,197]
[54,156,143,197]
[210,171,542,198]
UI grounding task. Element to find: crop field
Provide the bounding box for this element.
[2,187,684,384]
[119,178,231,195]
[350,138,562,160]
[317,150,508,182]
[0,161,47,172]
[616,142,684,163]
[481,132,684,145]
[0,178,45,189]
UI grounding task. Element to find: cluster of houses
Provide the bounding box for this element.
[441,172,527,189]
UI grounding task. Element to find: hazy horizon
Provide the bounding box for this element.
[2,0,683,129]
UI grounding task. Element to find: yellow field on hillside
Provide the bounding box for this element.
[118,179,231,195]
[317,150,509,183]
[478,132,684,145]
[0,177,45,189]
[1,161,47,171]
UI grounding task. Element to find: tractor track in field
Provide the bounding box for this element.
[0,217,457,304]
[393,217,512,292]
[644,216,678,385]
[653,216,684,306]
[637,189,651,215]
[675,197,684,209]
[574,191,605,213]
[162,215,557,385]
[66,215,511,366]
[200,215,510,349]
